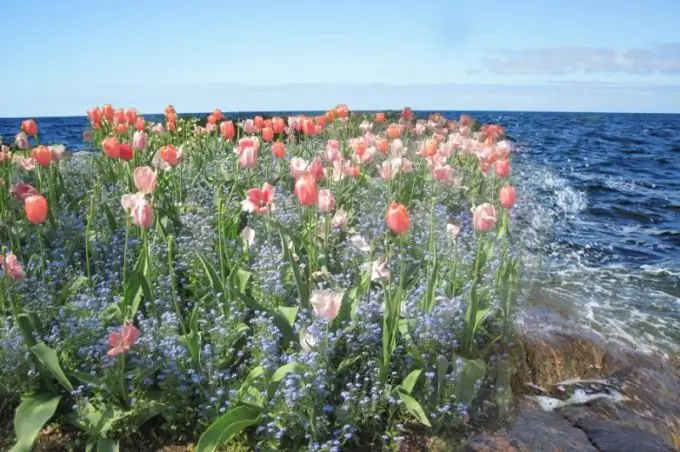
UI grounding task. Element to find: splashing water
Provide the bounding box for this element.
[505,113,680,355]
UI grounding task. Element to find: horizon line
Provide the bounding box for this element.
[1,108,678,121]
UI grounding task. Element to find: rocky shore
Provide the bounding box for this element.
[466,308,680,452]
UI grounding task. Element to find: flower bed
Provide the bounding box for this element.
[0,105,521,451]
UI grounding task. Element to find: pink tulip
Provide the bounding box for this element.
[234,137,259,154]
[14,132,28,149]
[241,183,275,215]
[151,123,164,135]
[294,173,318,206]
[308,157,325,181]
[49,145,65,162]
[106,322,140,357]
[331,209,348,229]
[446,223,461,238]
[473,203,497,233]
[239,146,258,169]
[495,159,510,178]
[121,194,154,229]
[10,183,38,202]
[317,189,335,212]
[500,184,517,208]
[132,131,148,151]
[133,166,157,194]
[242,119,254,134]
[325,140,341,162]
[290,157,308,179]
[310,289,343,321]
[131,199,154,229]
[2,252,26,280]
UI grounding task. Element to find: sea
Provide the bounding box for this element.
[1,111,679,355]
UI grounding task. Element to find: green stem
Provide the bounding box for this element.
[85,192,95,283]
[462,237,485,357]
[37,226,46,283]
[122,218,131,289]
[0,278,7,328]
[167,235,187,334]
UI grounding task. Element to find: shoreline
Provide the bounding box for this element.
[465,304,680,451]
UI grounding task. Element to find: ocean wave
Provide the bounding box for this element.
[516,150,680,354]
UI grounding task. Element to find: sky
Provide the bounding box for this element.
[1,0,680,116]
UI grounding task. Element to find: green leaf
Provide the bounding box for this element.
[397,318,415,342]
[274,226,309,311]
[15,315,54,390]
[267,362,308,398]
[155,206,182,229]
[435,355,449,403]
[182,303,202,368]
[277,306,299,330]
[195,252,229,314]
[452,357,487,406]
[226,280,295,346]
[16,314,38,349]
[231,268,251,294]
[124,271,152,320]
[30,343,73,392]
[97,438,119,452]
[331,287,358,330]
[397,390,431,427]
[195,406,261,452]
[240,366,266,393]
[223,323,249,352]
[70,370,102,388]
[9,395,61,452]
[474,308,490,332]
[337,354,363,373]
[133,245,149,278]
[423,254,440,313]
[101,203,117,233]
[400,369,422,394]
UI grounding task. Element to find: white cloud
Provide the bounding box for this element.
[482,43,680,75]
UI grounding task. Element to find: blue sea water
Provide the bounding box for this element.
[1,111,679,353]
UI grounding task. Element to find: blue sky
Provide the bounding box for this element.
[1,0,680,116]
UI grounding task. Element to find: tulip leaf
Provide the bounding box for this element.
[9,395,61,452]
[195,406,261,452]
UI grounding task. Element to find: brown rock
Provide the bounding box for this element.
[515,322,606,390]
[507,304,680,450]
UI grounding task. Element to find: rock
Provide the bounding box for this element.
[513,311,607,390]
[506,409,598,452]
[465,435,528,452]
[474,302,680,452]
[558,400,677,451]
[609,357,680,449]
[576,420,676,452]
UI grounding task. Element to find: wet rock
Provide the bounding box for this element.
[514,316,606,389]
[609,357,680,449]
[511,303,680,448]
[506,409,598,452]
